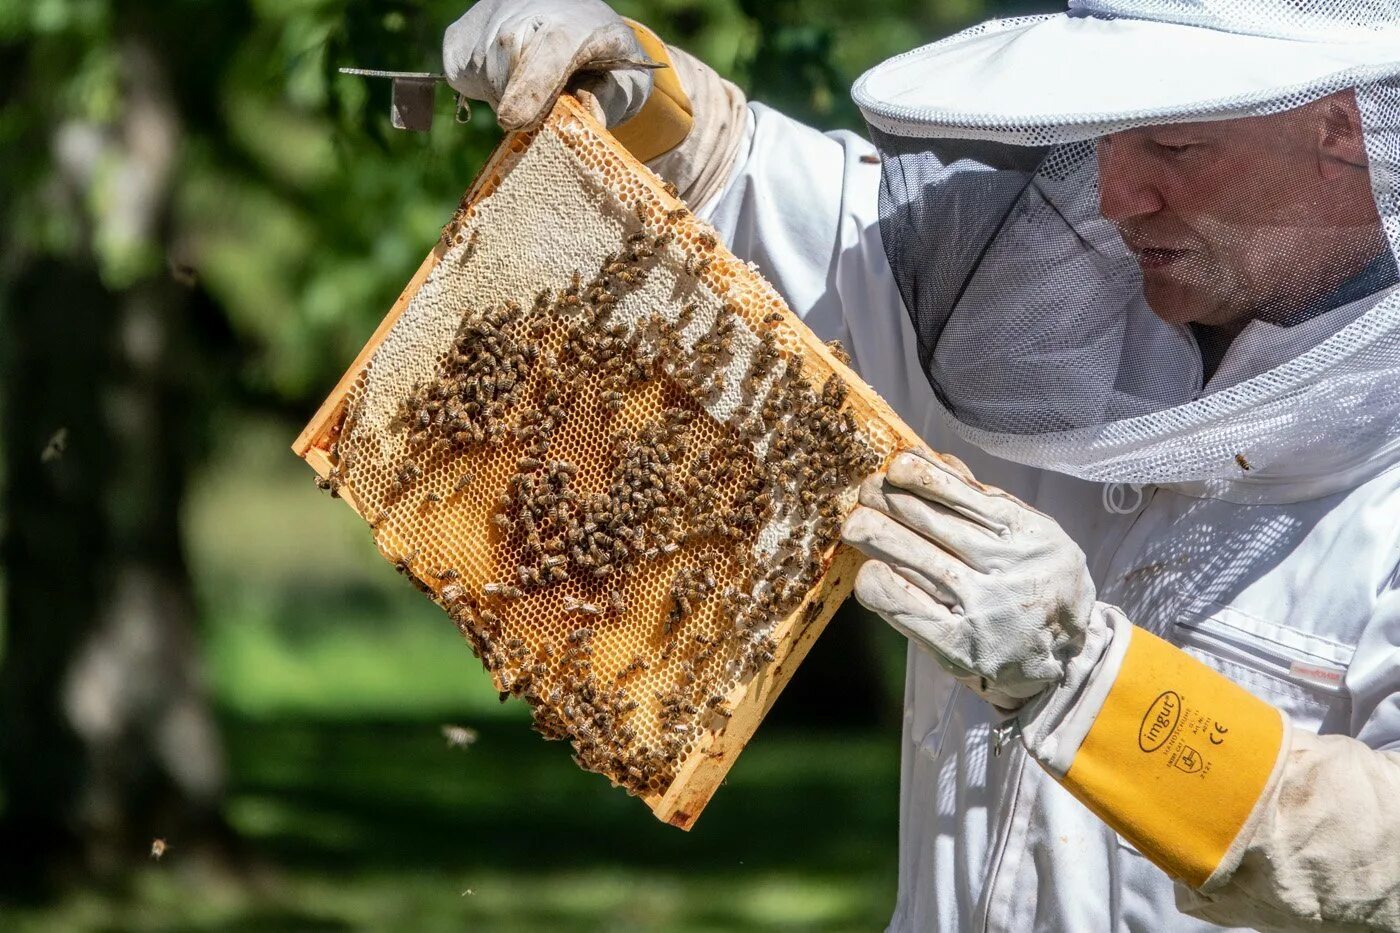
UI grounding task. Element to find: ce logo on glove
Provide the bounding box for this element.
[841,450,1096,713]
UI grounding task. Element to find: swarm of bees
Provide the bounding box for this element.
[302,100,896,815]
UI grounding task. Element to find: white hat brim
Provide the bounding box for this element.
[853,13,1400,144]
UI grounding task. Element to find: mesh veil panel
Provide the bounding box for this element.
[873,129,1206,434]
[869,80,1400,487]
[874,134,1049,390]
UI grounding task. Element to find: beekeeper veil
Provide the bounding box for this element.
[853,0,1400,498]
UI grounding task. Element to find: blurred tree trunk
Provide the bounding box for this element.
[0,38,225,893]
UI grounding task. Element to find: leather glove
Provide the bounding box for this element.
[846,452,1304,905]
[442,0,748,208]
[841,449,1096,713]
[442,0,652,131]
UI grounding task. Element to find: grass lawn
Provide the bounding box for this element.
[4,417,902,932]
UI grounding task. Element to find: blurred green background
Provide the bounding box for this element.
[0,1,1054,930]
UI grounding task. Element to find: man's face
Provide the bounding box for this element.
[1097,95,1383,330]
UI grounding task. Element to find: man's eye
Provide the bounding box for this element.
[1153,141,1198,155]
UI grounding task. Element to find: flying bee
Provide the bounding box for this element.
[150,838,168,861]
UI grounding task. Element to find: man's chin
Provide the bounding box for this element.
[1142,282,1211,328]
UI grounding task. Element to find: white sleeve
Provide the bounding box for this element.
[701,103,945,443]
[1177,583,1400,931]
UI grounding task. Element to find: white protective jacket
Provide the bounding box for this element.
[703,103,1400,932]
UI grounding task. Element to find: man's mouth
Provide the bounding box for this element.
[1133,247,1188,270]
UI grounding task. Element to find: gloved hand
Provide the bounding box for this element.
[442,1,749,209]
[841,449,1096,713]
[443,0,652,131]
[846,451,1298,901]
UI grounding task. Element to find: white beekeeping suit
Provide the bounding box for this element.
[444,1,1400,929]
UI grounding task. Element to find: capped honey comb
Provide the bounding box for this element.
[294,95,924,828]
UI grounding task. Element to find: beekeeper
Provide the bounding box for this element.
[443,1,1400,929]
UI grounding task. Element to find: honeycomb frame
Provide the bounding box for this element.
[294,95,925,829]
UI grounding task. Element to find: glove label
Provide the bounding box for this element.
[1059,626,1284,889]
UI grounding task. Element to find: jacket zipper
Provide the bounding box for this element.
[976,744,1031,932]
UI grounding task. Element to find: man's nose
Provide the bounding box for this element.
[1097,138,1164,223]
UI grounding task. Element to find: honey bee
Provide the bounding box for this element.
[763,311,784,325]
[695,231,717,250]
[683,255,712,277]
[440,583,464,603]
[394,549,418,575]
[395,460,422,491]
[150,838,168,861]
[437,568,460,582]
[665,206,688,222]
[454,471,475,492]
[1235,453,1252,471]
[370,509,389,530]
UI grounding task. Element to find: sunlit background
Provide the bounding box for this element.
[1,1,1054,929]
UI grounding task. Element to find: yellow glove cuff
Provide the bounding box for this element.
[612,21,694,162]
[1056,625,1285,889]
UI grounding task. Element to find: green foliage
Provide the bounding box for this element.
[5,719,898,931]
[2,0,1053,406]
[1,0,1060,921]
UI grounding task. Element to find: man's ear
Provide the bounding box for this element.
[1318,91,1369,180]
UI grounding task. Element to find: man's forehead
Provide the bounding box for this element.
[1107,92,1359,142]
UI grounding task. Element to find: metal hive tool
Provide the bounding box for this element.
[294,95,924,828]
